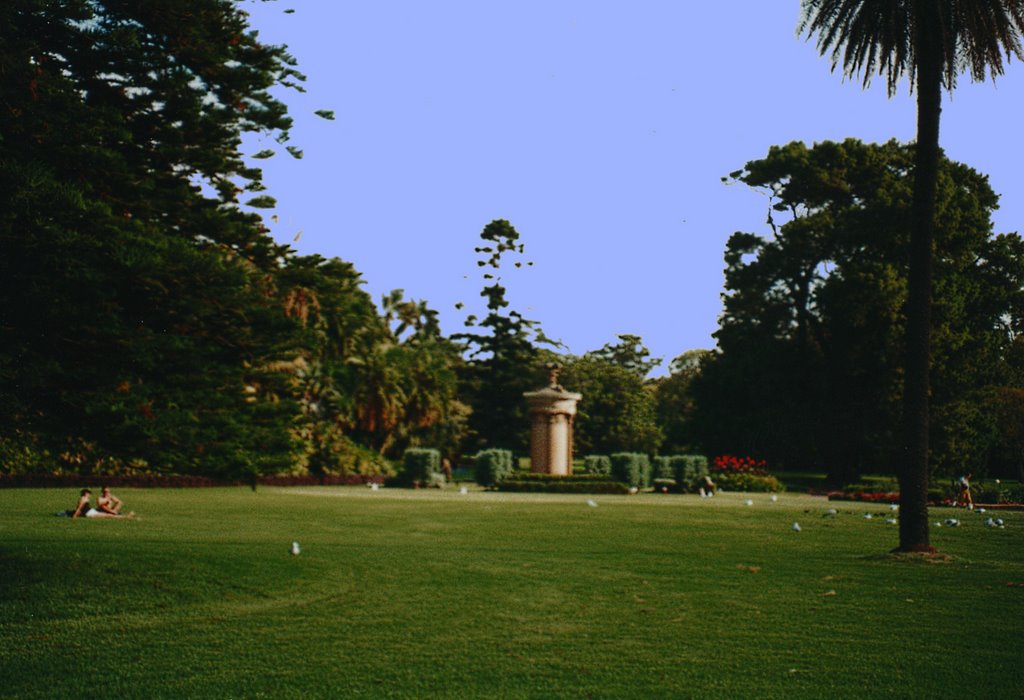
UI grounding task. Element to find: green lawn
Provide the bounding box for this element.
[1,487,1021,699]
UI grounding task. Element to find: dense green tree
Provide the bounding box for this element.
[455,220,554,454]
[0,0,307,477]
[279,260,464,471]
[654,350,712,454]
[988,387,1024,481]
[560,350,664,456]
[800,0,1024,554]
[352,290,464,459]
[585,334,662,378]
[695,140,1024,488]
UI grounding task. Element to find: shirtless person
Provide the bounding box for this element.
[96,486,123,514]
[71,489,133,518]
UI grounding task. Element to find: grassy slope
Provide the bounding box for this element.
[0,487,1021,699]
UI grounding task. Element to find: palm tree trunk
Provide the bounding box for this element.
[898,13,942,553]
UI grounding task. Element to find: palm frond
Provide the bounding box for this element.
[800,0,1024,94]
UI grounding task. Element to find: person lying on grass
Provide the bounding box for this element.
[70,489,134,519]
[96,486,124,514]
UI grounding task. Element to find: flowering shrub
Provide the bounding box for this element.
[712,455,768,476]
[714,472,783,493]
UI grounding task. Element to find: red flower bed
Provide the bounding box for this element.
[827,490,900,503]
[712,455,769,476]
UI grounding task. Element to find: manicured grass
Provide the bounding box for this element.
[1,487,1022,698]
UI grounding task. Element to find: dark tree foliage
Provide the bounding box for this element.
[455,220,554,454]
[800,0,1024,554]
[0,0,306,477]
[653,349,711,454]
[988,387,1024,481]
[585,334,662,379]
[693,140,1024,486]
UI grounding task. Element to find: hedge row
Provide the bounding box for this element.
[610,453,652,489]
[583,455,612,476]
[475,449,515,488]
[502,473,621,484]
[0,473,382,489]
[652,455,709,492]
[713,472,784,493]
[498,477,630,494]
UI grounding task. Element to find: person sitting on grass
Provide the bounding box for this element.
[96,486,123,514]
[70,489,134,519]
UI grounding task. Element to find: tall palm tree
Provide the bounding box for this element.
[799,1,1024,552]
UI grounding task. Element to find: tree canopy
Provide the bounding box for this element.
[455,219,554,455]
[1,0,307,477]
[691,139,1024,484]
[800,0,1024,554]
[0,1,465,478]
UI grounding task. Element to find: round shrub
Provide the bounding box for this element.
[402,448,441,487]
[475,449,515,488]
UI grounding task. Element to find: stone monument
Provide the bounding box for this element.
[523,364,582,476]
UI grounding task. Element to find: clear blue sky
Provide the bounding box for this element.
[241,1,1024,374]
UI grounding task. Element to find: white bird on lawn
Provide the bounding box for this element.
[370,482,379,491]
[977,507,986,513]
[744,499,754,507]
[770,494,778,502]
[290,541,301,555]
[944,518,961,527]
[459,486,469,495]
[885,518,898,525]
[890,504,899,511]
[863,513,873,519]
[586,499,598,508]
[792,522,802,532]
[824,508,838,517]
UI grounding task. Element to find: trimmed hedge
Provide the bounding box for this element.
[610,453,651,489]
[501,473,617,484]
[677,455,709,489]
[584,455,612,476]
[652,457,675,482]
[714,472,784,493]
[403,448,444,487]
[652,455,709,492]
[0,473,383,489]
[475,449,515,488]
[972,482,1024,504]
[498,473,630,494]
[652,478,677,493]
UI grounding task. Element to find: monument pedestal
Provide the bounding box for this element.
[523,369,581,476]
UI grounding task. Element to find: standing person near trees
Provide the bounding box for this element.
[957,473,973,510]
